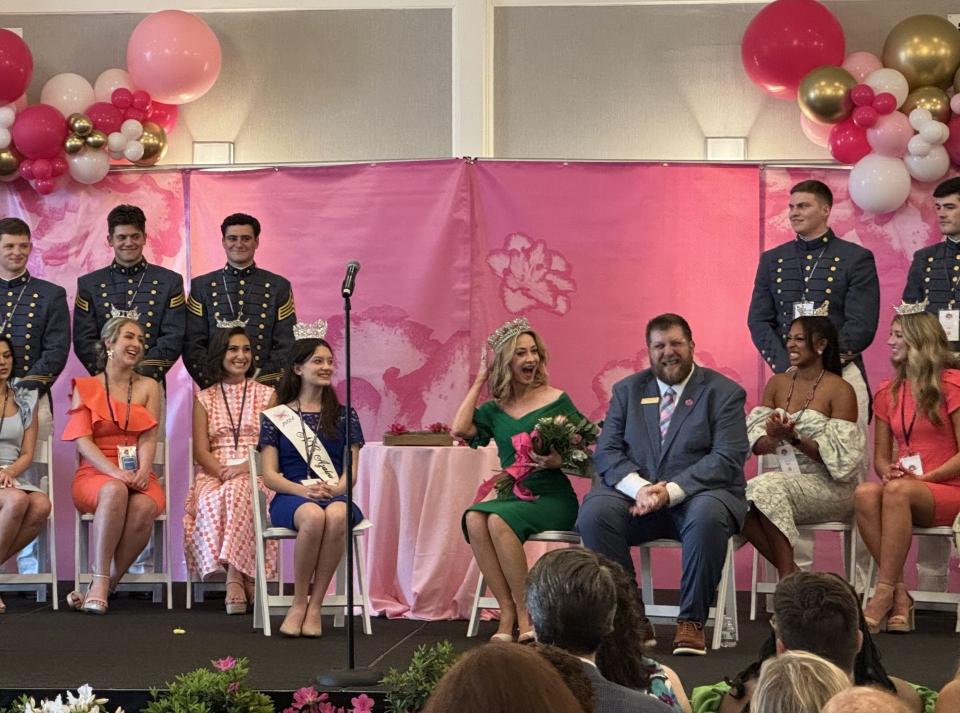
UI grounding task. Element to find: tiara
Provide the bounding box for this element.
[812,300,829,317]
[293,318,328,341]
[893,298,929,316]
[216,317,249,329]
[487,317,531,352]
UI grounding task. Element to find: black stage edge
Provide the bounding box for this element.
[0,586,957,711]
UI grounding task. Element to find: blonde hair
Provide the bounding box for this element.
[488,329,549,402]
[752,650,851,713]
[890,313,958,425]
[95,317,143,370]
[821,686,908,713]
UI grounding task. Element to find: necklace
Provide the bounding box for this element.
[220,379,249,455]
[784,368,826,425]
[0,277,30,336]
[104,372,134,444]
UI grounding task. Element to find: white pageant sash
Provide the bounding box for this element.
[263,404,340,485]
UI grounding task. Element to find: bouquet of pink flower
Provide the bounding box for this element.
[530,413,600,477]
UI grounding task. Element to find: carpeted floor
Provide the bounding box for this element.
[0,587,957,699]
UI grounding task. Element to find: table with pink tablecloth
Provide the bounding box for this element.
[354,442,501,620]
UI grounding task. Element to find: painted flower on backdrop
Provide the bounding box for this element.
[487,233,576,315]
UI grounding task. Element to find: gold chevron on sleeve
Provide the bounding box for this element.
[168,293,185,309]
[277,294,296,321]
[75,296,89,312]
[187,295,203,316]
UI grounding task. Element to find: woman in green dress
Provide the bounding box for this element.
[452,317,584,644]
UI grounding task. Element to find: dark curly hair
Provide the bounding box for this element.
[594,555,652,691]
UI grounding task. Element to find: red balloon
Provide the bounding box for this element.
[850,84,875,107]
[124,107,147,122]
[50,155,67,177]
[741,0,845,100]
[11,104,68,160]
[31,158,52,180]
[946,116,960,166]
[0,29,33,104]
[872,93,897,115]
[18,159,32,180]
[132,90,152,112]
[111,87,133,109]
[852,106,879,129]
[147,101,179,133]
[85,101,123,134]
[829,118,871,164]
[33,177,55,195]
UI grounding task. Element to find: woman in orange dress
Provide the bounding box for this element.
[63,316,164,614]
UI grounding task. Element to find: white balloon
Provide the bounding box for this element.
[920,121,945,144]
[0,128,9,150]
[120,119,143,140]
[107,132,127,153]
[40,72,95,118]
[123,141,145,162]
[67,148,110,185]
[865,68,910,108]
[938,123,951,145]
[909,108,933,131]
[905,146,951,183]
[94,68,133,103]
[848,154,912,213]
[908,135,932,157]
[108,150,125,161]
[0,106,14,129]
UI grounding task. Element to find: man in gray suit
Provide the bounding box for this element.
[526,548,674,713]
[577,313,749,656]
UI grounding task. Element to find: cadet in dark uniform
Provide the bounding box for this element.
[748,179,879,586]
[185,213,296,389]
[73,204,186,385]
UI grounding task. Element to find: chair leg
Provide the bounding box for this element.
[749,547,759,621]
[466,573,486,638]
[862,558,875,607]
[354,531,373,635]
[639,547,654,606]
[334,553,347,629]
[254,538,272,636]
[712,541,734,650]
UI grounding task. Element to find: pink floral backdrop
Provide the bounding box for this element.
[0,159,952,590]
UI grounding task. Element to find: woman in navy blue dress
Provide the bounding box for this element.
[257,333,363,638]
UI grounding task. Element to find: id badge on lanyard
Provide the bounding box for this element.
[940,309,960,341]
[793,302,816,319]
[775,444,802,475]
[118,444,138,471]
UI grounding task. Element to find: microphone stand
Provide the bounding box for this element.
[316,289,382,688]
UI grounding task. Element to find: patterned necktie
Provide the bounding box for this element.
[659,387,676,442]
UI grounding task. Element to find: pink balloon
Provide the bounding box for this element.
[31,158,51,180]
[126,10,222,104]
[50,155,67,177]
[945,116,960,166]
[33,177,55,195]
[132,90,152,112]
[829,118,871,164]
[873,93,897,115]
[842,51,883,83]
[0,30,33,104]
[111,88,133,109]
[741,0,845,101]
[850,84,875,107]
[800,114,833,148]
[123,107,147,123]
[852,105,879,129]
[147,101,179,133]
[11,104,68,160]
[18,159,32,180]
[85,101,124,135]
[867,111,913,157]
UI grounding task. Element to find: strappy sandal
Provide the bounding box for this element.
[81,574,110,615]
[225,578,247,616]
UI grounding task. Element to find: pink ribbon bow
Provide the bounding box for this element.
[473,432,539,503]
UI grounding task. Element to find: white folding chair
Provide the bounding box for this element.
[862,526,960,632]
[638,537,738,650]
[183,437,229,608]
[74,440,174,608]
[749,520,857,620]
[0,437,58,609]
[466,530,581,637]
[247,446,373,637]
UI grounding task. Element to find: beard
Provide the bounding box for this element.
[652,356,693,385]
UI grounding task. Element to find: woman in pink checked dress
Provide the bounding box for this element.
[184,327,277,614]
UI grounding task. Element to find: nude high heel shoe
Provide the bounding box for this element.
[887,583,915,634]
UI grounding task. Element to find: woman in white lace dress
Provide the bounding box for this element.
[741,316,864,578]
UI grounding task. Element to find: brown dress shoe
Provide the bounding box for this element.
[672,619,706,656]
[638,617,657,648]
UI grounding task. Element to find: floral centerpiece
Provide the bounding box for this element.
[383,421,454,447]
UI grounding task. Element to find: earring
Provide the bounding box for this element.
[817,350,823,355]
[107,349,114,360]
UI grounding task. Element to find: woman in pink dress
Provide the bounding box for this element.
[184,327,275,614]
[855,309,960,634]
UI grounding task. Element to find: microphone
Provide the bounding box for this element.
[341,260,361,297]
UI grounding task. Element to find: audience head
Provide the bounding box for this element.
[206,327,255,384]
[423,643,585,713]
[789,180,833,238]
[773,571,861,674]
[96,317,144,371]
[752,650,851,713]
[889,312,955,425]
[0,335,14,384]
[646,313,695,386]
[275,337,342,437]
[488,320,549,401]
[526,548,616,656]
[594,555,653,691]
[0,217,31,279]
[789,316,841,376]
[106,205,147,266]
[821,686,908,713]
[220,213,261,267]
[531,643,595,713]
[934,177,960,238]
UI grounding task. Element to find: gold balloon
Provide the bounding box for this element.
[797,66,856,124]
[85,130,107,149]
[64,134,85,155]
[133,122,167,167]
[0,149,18,177]
[901,86,952,123]
[69,114,93,138]
[883,15,960,90]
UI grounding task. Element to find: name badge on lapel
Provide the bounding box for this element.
[640,397,659,405]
